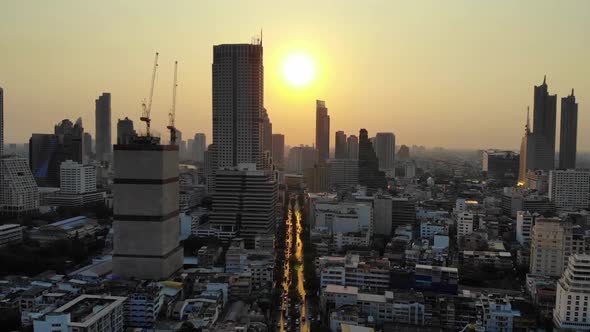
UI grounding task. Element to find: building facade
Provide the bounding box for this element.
[559,90,578,170]
[95,92,112,163]
[316,100,330,164]
[116,117,136,145]
[554,254,590,331]
[335,131,347,159]
[374,132,395,171]
[549,169,590,211]
[0,157,39,215]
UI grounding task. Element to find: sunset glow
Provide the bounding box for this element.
[282,53,315,87]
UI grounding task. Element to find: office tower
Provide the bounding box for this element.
[327,159,358,189]
[271,133,285,167]
[95,92,112,163]
[117,117,136,144]
[193,133,207,163]
[315,100,330,164]
[60,160,96,194]
[531,77,557,171]
[209,164,278,248]
[374,132,396,170]
[482,150,520,179]
[358,129,387,193]
[261,108,272,154]
[286,145,316,174]
[559,90,578,169]
[397,145,410,160]
[112,137,183,279]
[549,169,590,211]
[212,43,263,168]
[529,217,572,277]
[347,135,359,159]
[0,87,3,157]
[374,195,393,235]
[554,254,590,331]
[0,158,39,216]
[334,131,347,159]
[83,132,93,158]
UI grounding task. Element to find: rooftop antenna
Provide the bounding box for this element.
[140,52,159,137]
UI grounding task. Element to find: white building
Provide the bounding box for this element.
[478,295,521,332]
[314,201,373,236]
[0,224,23,247]
[318,254,390,290]
[456,212,482,238]
[549,169,590,211]
[530,218,573,277]
[554,254,590,331]
[420,220,447,239]
[60,160,96,194]
[516,211,539,245]
[0,157,39,215]
[33,295,126,332]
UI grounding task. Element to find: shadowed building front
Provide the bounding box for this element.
[112,137,183,279]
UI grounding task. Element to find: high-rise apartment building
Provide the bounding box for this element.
[0,157,39,215]
[549,169,590,211]
[112,137,183,279]
[193,133,207,163]
[531,77,557,171]
[95,92,112,163]
[554,254,590,331]
[60,160,97,194]
[271,133,285,167]
[347,135,359,160]
[358,129,386,193]
[335,131,347,159]
[117,117,136,145]
[315,100,330,164]
[209,164,278,248]
[530,217,572,277]
[374,132,396,170]
[559,90,578,170]
[212,43,263,169]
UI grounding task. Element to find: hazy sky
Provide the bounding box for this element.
[1,0,589,150]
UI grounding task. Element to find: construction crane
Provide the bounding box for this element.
[140,52,159,137]
[167,61,178,144]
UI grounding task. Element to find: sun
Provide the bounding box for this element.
[283,53,315,87]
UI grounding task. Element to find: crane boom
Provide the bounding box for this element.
[140,52,159,136]
[167,61,178,144]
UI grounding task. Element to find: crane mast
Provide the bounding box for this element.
[140,52,159,137]
[167,61,178,144]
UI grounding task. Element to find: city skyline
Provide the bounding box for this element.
[1,1,589,150]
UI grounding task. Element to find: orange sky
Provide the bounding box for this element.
[1,0,589,150]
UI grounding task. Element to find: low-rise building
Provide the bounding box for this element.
[0,224,23,247]
[318,254,390,290]
[414,264,458,295]
[460,251,513,270]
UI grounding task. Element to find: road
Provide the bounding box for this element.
[278,197,309,332]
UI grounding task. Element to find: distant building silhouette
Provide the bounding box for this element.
[531,77,557,171]
[117,117,136,145]
[374,132,395,170]
[193,133,207,163]
[559,90,578,169]
[397,145,410,160]
[315,100,330,164]
[335,131,347,159]
[261,108,272,156]
[358,129,387,193]
[519,109,534,183]
[347,135,359,159]
[271,133,285,167]
[83,132,93,158]
[0,87,3,157]
[95,92,112,163]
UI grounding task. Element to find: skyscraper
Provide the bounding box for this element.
[212,43,263,169]
[519,109,534,183]
[358,129,387,193]
[374,132,396,170]
[554,254,590,331]
[315,100,330,164]
[335,131,347,159]
[112,136,183,279]
[0,87,3,157]
[271,133,285,167]
[193,133,206,163]
[95,93,112,163]
[83,132,93,158]
[261,108,273,154]
[559,90,578,169]
[347,135,359,159]
[531,77,557,171]
[117,117,136,145]
[549,169,590,211]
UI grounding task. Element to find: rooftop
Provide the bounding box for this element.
[54,295,126,326]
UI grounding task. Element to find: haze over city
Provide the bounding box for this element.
[2,0,589,149]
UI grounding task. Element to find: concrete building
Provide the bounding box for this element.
[335,131,348,159]
[314,201,373,236]
[414,264,459,294]
[373,195,393,235]
[33,295,126,332]
[516,211,540,245]
[193,133,207,163]
[212,43,263,169]
[286,145,316,174]
[530,218,572,277]
[112,138,183,279]
[392,197,416,227]
[374,132,395,171]
[0,157,39,215]
[559,90,578,170]
[477,295,521,332]
[0,224,23,247]
[116,117,136,145]
[420,220,448,239]
[554,254,590,331]
[501,187,554,218]
[549,169,590,211]
[271,133,284,167]
[327,159,358,189]
[525,170,549,194]
[59,160,96,194]
[304,164,330,192]
[95,92,112,163]
[347,135,359,160]
[209,164,278,248]
[318,254,390,290]
[456,212,482,238]
[531,77,557,172]
[83,132,92,159]
[358,129,387,193]
[316,100,330,164]
[482,149,519,179]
